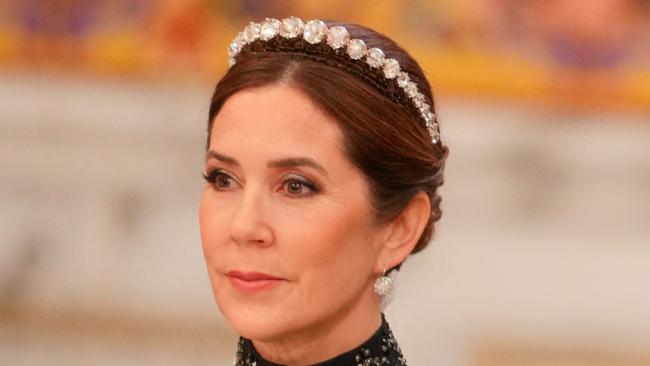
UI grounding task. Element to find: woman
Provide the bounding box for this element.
[199,16,448,366]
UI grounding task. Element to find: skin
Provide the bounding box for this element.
[199,84,430,365]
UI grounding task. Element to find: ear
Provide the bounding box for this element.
[375,191,431,273]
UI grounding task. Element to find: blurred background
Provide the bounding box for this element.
[1,0,649,365]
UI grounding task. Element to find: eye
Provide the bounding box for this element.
[280,175,319,197]
[202,169,238,190]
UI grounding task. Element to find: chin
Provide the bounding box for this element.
[219,300,296,341]
[213,285,296,342]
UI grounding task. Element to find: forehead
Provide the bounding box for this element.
[209,84,343,156]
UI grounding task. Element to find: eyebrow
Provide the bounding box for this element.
[206,150,238,165]
[206,150,328,177]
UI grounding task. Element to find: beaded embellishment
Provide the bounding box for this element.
[227,16,441,145]
[233,313,407,366]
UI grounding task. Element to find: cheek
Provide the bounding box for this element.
[198,191,214,251]
[199,190,227,264]
[277,202,377,303]
[199,190,233,310]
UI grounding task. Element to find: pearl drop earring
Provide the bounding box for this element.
[374,266,393,296]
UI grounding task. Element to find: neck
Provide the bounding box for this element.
[251,288,381,365]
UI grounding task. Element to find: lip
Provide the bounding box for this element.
[226,270,286,293]
[227,270,285,281]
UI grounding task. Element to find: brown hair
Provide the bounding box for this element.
[207,21,449,271]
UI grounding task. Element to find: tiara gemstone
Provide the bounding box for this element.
[347,39,367,59]
[383,58,400,79]
[396,71,410,87]
[228,32,245,58]
[404,81,418,98]
[326,26,349,49]
[280,16,304,38]
[429,125,440,144]
[412,92,425,106]
[243,22,261,43]
[303,19,327,44]
[260,18,281,40]
[366,48,385,68]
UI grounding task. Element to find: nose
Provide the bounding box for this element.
[228,187,273,246]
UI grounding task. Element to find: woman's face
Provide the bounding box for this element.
[199,84,385,341]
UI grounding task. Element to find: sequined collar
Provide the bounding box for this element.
[234,313,407,366]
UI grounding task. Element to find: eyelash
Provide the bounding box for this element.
[280,175,320,196]
[201,169,320,197]
[202,169,234,189]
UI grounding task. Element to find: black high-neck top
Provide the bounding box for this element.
[234,313,407,366]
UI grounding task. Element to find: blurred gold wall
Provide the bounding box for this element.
[1,0,649,108]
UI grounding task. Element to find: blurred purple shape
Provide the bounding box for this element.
[17,0,99,38]
[547,34,627,69]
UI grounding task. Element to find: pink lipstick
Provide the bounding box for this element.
[226,270,286,293]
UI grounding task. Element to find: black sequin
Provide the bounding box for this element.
[234,313,407,366]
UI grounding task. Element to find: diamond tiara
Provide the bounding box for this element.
[227,16,441,144]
